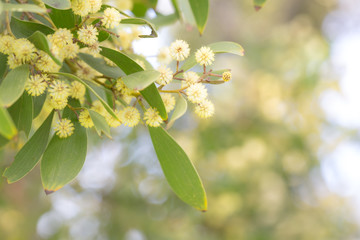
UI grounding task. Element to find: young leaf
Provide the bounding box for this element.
[88,109,111,138]
[41,101,87,194]
[100,47,168,120]
[53,72,120,121]
[0,104,17,139]
[10,17,54,38]
[254,0,267,11]
[8,92,33,137]
[167,94,187,129]
[46,4,75,29]
[122,70,160,91]
[188,0,209,34]
[0,64,29,107]
[3,111,54,183]
[2,3,46,13]
[28,31,62,66]
[148,126,207,211]
[181,41,245,72]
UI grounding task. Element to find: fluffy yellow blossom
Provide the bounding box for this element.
[70,81,86,99]
[115,78,132,96]
[119,106,140,127]
[35,51,61,72]
[78,25,99,45]
[25,74,48,96]
[7,54,21,69]
[89,0,102,13]
[49,28,73,48]
[79,109,94,128]
[76,64,99,80]
[186,83,208,103]
[12,38,36,63]
[71,0,91,16]
[105,111,122,128]
[183,71,199,87]
[157,47,171,64]
[49,96,68,110]
[91,100,106,115]
[54,118,74,138]
[87,42,101,55]
[48,80,71,100]
[144,107,162,127]
[157,66,173,85]
[161,94,176,113]
[195,46,215,66]
[195,99,214,118]
[0,35,15,55]
[58,42,79,60]
[222,71,232,82]
[169,40,190,61]
[102,8,121,29]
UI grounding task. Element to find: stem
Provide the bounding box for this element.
[37,13,57,29]
[56,110,62,120]
[5,10,14,37]
[176,61,179,72]
[67,104,80,118]
[97,27,119,38]
[159,86,189,93]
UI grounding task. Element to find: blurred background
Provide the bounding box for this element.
[2,0,360,239]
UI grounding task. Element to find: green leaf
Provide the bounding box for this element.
[0,104,17,139]
[122,70,160,91]
[150,13,178,28]
[100,47,168,120]
[8,92,33,137]
[188,0,209,34]
[53,72,120,121]
[33,94,47,119]
[42,0,71,9]
[167,94,187,129]
[121,18,158,38]
[1,3,46,13]
[10,17,54,38]
[0,65,29,107]
[3,111,54,183]
[88,109,111,138]
[46,4,75,29]
[253,0,267,11]
[175,0,196,26]
[0,53,7,80]
[41,101,87,193]
[148,126,207,211]
[0,135,9,149]
[127,53,154,70]
[181,41,245,72]
[78,53,124,79]
[28,31,62,66]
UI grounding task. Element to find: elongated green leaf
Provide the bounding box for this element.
[0,65,29,107]
[149,126,207,211]
[8,92,33,137]
[53,72,120,121]
[41,100,87,193]
[43,0,70,9]
[2,3,46,13]
[88,109,111,138]
[0,53,7,80]
[3,111,54,183]
[254,0,267,11]
[33,93,47,119]
[10,17,54,38]
[122,70,160,91]
[78,53,124,79]
[150,13,178,28]
[181,41,245,72]
[188,0,209,34]
[28,31,62,66]
[121,18,158,38]
[127,53,154,70]
[167,94,187,129]
[100,47,168,120]
[0,104,17,139]
[175,0,196,26]
[46,4,75,29]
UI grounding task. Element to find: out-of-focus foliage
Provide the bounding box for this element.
[0,0,359,239]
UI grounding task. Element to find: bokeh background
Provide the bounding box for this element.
[2,0,360,239]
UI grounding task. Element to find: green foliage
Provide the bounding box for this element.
[0,104,17,139]
[8,92,33,137]
[121,70,160,91]
[188,0,209,34]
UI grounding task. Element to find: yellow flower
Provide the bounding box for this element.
[195,46,215,66]
[79,109,94,128]
[0,35,15,55]
[70,81,86,100]
[161,93,176,113]
[119,106,140,127]
[48,80,71,100]
[183,71,199,87]
[102,8,121,29]
[49,96,68,110]
[49,28,73,48]
[12,38,36,63]
[169,40,190,61]
[186,83,208,103]
[78,25,99,45]
[105,111,122,128]
[91,100,106,115]
[54,118,75,138]
[58,42,79,60]
[195,99,214,118]
[115,78,132,96]
[25,74,48,96]
[89,0,102,13]
[157,66,173,85]
[71,0,91,16]
[76,64,99,80]
[144,107,162,127]
[35,51,61,72]
[222,71,232,82]
[7,54,22,69]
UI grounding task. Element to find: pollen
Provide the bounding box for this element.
[157,66,173,85]
[78,25,99,45]
[102,8,122,29]
[144,107,162,127]
[54,118,75,138]
[195,99,215,118]
[195,46,215,66]
[48,80,71,100]
[25,74,48,96]
[169,40,190,61]
[79,109,94,128]
[161,93,176,113]
[119,106,140,127]
[186,83,208,103]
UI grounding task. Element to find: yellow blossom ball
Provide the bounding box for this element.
[119,106,140,127]
[48,80,71,100]
[161,93,176,113]
[7,54,22,69]
[195,46,215,66]
[12,38,36,63]
[195,99,215,118]
[144,107,162,127]
[70,81,86,100]
[102,8,122,29]
[183,71,200,87]
[49,96,68,110]
[157,66,173,85]
[105,111,122,128]
[71,0,91,16]
[89,0,102,13]
[79,109,94,128]
[49,28,73,48]
[54,118,75,138]
[78,25,99,45]
[35,51,61,72]
[169,40,190,61]
[0,35,15,55]
[186,83,208,103]
[25,74,49,96]
[222,71,232,82]
[115,78,132,96]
